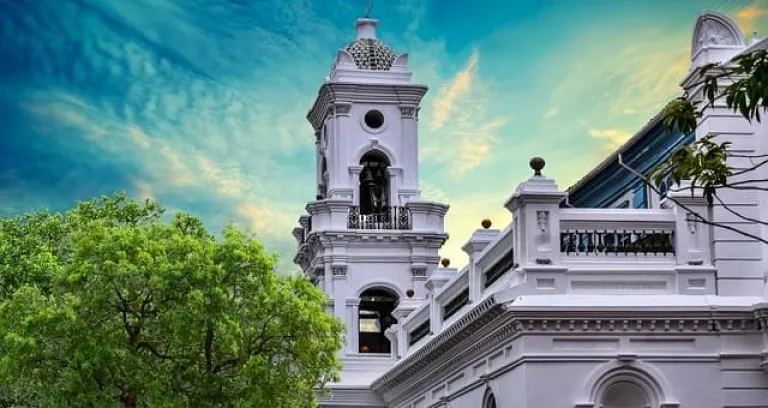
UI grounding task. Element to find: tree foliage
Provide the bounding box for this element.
[0,193,344,408]
[646,49,768,232]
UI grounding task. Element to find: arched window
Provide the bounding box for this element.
[358,287,398,354]
[317,155,328,199]
[483,389,497,408]
[600,380,651,408]
[359,150,390,215]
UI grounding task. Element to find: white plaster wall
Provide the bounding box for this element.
[695,106,766,296]
[433,338,768,408]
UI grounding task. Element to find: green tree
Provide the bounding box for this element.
[618,49,768,245]
[0,193,344,408]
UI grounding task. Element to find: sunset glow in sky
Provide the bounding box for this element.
[2,0,768,271]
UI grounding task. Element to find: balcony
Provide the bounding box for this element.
[348,206,411,230]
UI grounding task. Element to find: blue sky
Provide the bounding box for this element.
[1,0,767,271]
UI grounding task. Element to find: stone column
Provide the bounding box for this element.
[462,226,499,302]
[663,181,716,295]
[425,264,455,333]
[504,158,568,293]
[346,298,360,354]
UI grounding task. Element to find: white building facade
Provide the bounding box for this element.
[293,11,768,408]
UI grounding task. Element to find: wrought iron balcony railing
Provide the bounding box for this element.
[348,206,411,230]
[560,229,675,256]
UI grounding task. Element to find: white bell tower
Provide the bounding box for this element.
[293,15,449,398]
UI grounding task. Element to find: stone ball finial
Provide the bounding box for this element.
[441,258,450,268]
[481,219,492,229]
[530,157,545,176]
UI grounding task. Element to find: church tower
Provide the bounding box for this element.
[293,16,449,391]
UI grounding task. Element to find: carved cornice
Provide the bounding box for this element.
[306,83,428,131]
[331,264,347,277]
[372,296,501,391]
[399,105,417,119]
[411,266,427,278]
[752,303,768,372]
[374,304,760,402]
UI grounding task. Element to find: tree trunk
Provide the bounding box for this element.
[121,392,135,408]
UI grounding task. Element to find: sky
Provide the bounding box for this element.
[1,0,768,272]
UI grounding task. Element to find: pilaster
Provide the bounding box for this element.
[504,158,567,269]
[462,226,500,302]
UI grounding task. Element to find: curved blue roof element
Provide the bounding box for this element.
[566,113,694,209]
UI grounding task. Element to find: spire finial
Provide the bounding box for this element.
[364,0,374,18]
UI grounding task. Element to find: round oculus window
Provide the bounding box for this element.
[364,110,385,129]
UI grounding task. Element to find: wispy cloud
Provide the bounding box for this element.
[420,50,509,175]
[5,0,768,273]
[542,106,559,119]
[430,50,479,130]
[735,0,768,34]
[589,128,632,150]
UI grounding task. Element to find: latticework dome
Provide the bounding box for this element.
[345,38,397,71]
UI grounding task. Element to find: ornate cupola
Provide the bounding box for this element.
[328,18,412,84]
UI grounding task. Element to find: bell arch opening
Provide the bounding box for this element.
[317,155,328,199]
[359,150,391,215]
[358,287,398,354]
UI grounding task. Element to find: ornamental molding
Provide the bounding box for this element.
[752,303,768,371]
[691,12,744,56]
[306,83,428,131]
[331,265,347,277]
[372,296,501,391]
[399,105,416,118]
[331,102,352,116]
[374,305,760,401]
[306,230,449,252]
[411,266,427,278]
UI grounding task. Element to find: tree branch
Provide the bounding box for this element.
[713,193,768,226]
[730,153,768,158]
[204,326,214,372]
[618,154,768,245]
[136,341,176,360]
[731,157,768,176]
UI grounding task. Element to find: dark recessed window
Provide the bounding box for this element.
[364,110,384,129]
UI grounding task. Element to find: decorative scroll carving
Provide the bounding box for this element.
[691,13,745,56]
[400,106,416,118]
[411,267,427,278]
[697,19,738,46]
[754,305,768,372]
[326,103,352,119]
[686,212,698,234]
[536,211,549,232]
[331,265,347,276]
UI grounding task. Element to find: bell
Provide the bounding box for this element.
[362,168,376,185]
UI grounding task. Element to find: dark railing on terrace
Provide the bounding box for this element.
[348,206,411,230]
[560,229,675,256]
[484,250,515,289]
[408,320,431,346]
[443,288,470,320]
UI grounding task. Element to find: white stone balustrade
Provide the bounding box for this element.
[390,160,727,359]
[305,198,356,231]
[405,200,449,232]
